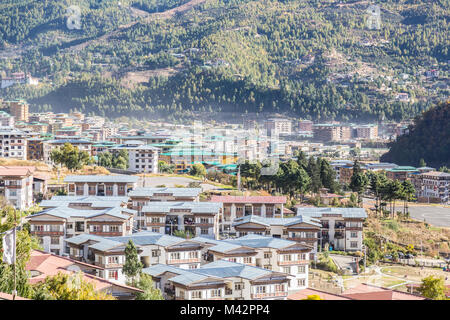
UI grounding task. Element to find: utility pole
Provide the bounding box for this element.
[12,209,17,300]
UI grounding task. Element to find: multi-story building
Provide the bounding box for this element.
[43,139,93,163]
[209,196,287,234]
[65,231,203,284]
[141,202,222,238]
[313,124,351,142]
[27,205,135,256]
[296,208,367,252]
[231,215,321,254]
[0,166,34,210]
[298,120,313,132]
[352,124,378,140]
[64,175,138,197]
[415,171,450,204]
[109,141,159,173]
[5,99,29,122]
[144,260,291,300]
[26,138,45,161]
[27,249,143,299]
[193,234,312,290]
[0,111,14,127]
[386,166,418,182]
[39,195,130,210]
[264,118,292,135]
[0,127,27,160]
[129,187,201,228]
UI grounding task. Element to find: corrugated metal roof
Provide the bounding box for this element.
[142,202,221,214]
[232,215,321,228]
[129,188,201,197]
[296,207,367,218]
[64,175,139,183]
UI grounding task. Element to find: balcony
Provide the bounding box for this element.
[334,232,344,239]
[278,260,308,266]
[168,258,200,264]
[251,291,288,299]
[335,223,345,229]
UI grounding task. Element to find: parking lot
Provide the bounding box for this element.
[408,206,450,228]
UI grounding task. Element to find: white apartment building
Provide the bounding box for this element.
[0,127,27,160]
[0,111,14,127]
[110,141,159,173]
[43,139,92,164]
[145,260,291,300]
[264,118,292,135]
[65,231,203,284]
[193,235,312,290]
[416,171,450,204]
[27,206,135,256]
[296,208,367,252]
[0,166,34,210]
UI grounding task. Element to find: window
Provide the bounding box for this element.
[108,270,118,280]
[152,250,160,257]
[189,264,197,269]
[297,279,306,287]
[282,266,291,274]
[350,241,358,248]
[264,265,272,270]
[151,227,160,233]
[201,228,209,235]
[235,282,244,290]
[188,251,198,259]
[34,225,44,232]
[283,229,288,235]
[283,254,291,261]
[211,289,221,297]
[170,252,180,260]
[228,258,237,262]
[298,266,306,274]
[110,225,119,232]
[351,232,358,238]
[92,225,101,232]
[191,291,202,299]
[108,256,120,264]
[275,284,285,292]
[151,217,160,223]
[200,218,209,224]
[255,286,266,294]
[243,257,252,264]
[264,252,271,259]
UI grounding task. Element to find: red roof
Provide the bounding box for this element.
[342,283,425,300]
[288,288,352,300]
[26,250,143,293]
[210,195,286,204]
[0,166,34,177]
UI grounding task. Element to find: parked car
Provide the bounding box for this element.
[384,254,393,260]
[405,253,414,259]
[398,252,405,259]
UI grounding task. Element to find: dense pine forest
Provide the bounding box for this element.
[380,101,450,168]
[0,0,448,121]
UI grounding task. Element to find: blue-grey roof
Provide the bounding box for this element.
[104,231,186,247]
[142,202,221,215]
[64,233,105,245]
[129,188,201,198]
[296,207,368,218]
[64,175,138,183]
[29,206,134,221]
[143,260,287,286]
[232,215,321,228]
[40,195,129,208]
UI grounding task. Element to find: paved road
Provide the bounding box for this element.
[408,206,450,228]
[330,254,358,274]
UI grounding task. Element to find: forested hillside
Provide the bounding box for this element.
[380,101,450,168]
[0,0,448,121]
